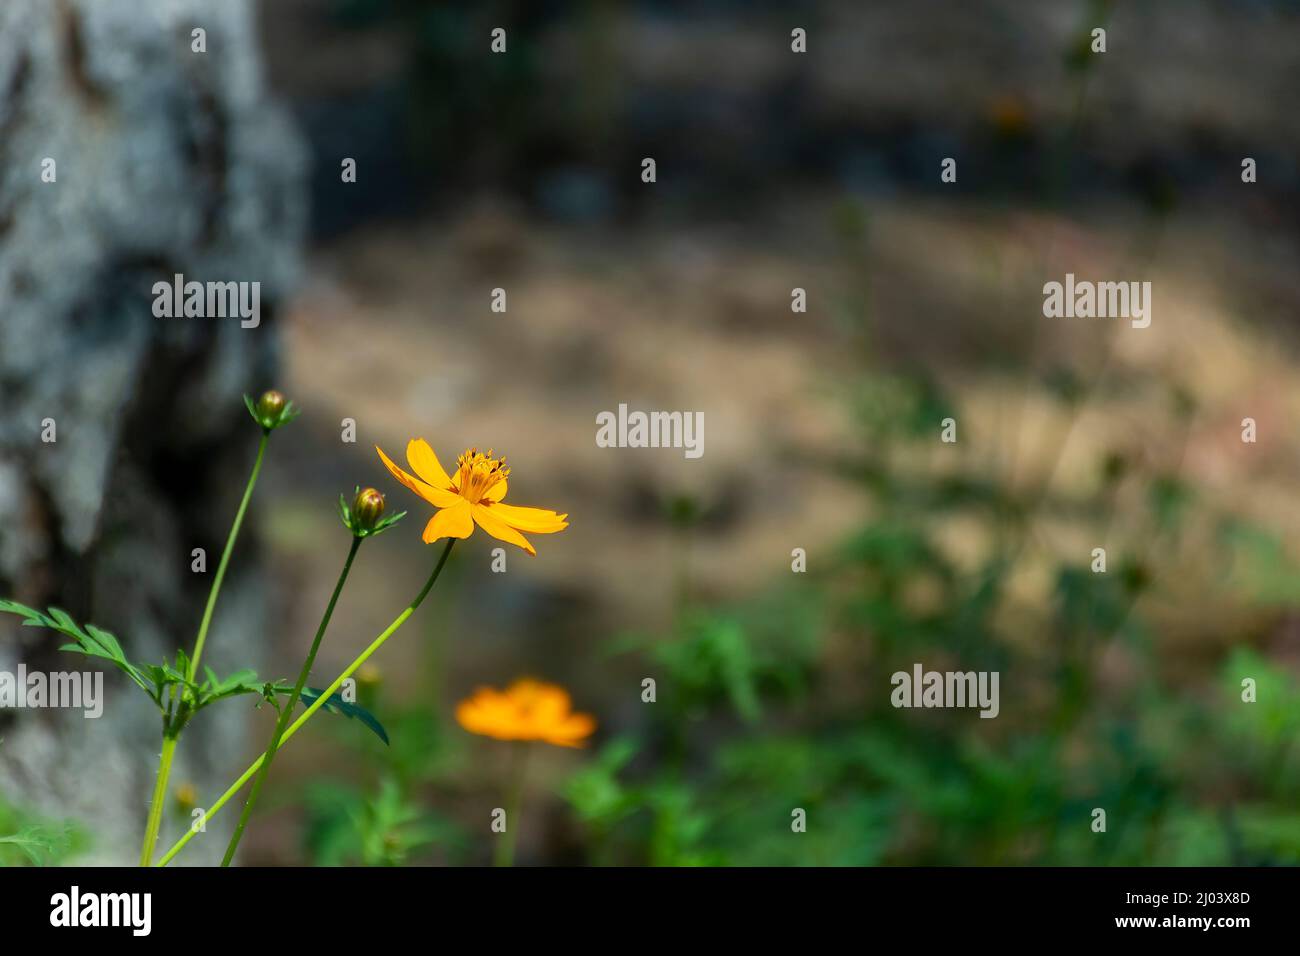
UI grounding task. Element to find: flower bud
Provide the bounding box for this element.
[353,487,386,532]
[340,485,403,538]
[256,389,285,419]
[245,389,299,432]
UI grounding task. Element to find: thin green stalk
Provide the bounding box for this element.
[139,432,269,867]
[494,741,531,867]
[157,538,456,867]
[220,535,363,866]
[138,735,178,867]
[188,433,269,682]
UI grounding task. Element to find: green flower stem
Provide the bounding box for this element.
[188,432,269,682]
[494,741,531,868]
[138,431,269,867]
[138,734,179,867]
[156,538,456,867]
[220,535,363,867]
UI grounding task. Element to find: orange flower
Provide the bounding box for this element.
[455,679,596,748]
[376,439,568,555]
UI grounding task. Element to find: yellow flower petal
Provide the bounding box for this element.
[455,679,596,747]
[479,501,569,534]
[376,445,462,509]
[510,679,571,723]
[422,501,474,543]
[472,503,535,555]
[456,691,513,739]
[545,713,597,747]
[482,479,507,503]
[407,438,454,490]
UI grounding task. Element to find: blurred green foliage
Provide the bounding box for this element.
[558,370,1300,866]
[298,666,469,865]
[265,358,1300,866]
[0,797,87,866]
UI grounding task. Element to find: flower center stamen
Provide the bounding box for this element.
[453,447,510,504]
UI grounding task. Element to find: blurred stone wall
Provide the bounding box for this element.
[0,0,305,863]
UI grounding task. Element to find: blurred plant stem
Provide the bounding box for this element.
[672,526,693,630]
[495,741,531,868]
[422,553,462,718]
[139,432,269,867]
[157,538,457,866]
[220,535,364,866]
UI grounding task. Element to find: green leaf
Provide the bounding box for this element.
[215,669,259,692]
[296,687,390,745]
[0,825,74,866]
[0,600,151,698]
[366,510,407,537]
[85,624,127,660]
[191,670,284,711]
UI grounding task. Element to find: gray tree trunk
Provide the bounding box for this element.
[0,0,306,864]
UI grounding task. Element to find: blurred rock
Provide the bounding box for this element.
[0,0,305,863]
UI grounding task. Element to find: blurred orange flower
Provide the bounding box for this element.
[455,679,596,748]
[376,439,568,555]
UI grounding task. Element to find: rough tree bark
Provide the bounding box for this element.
[0,0,305,863]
